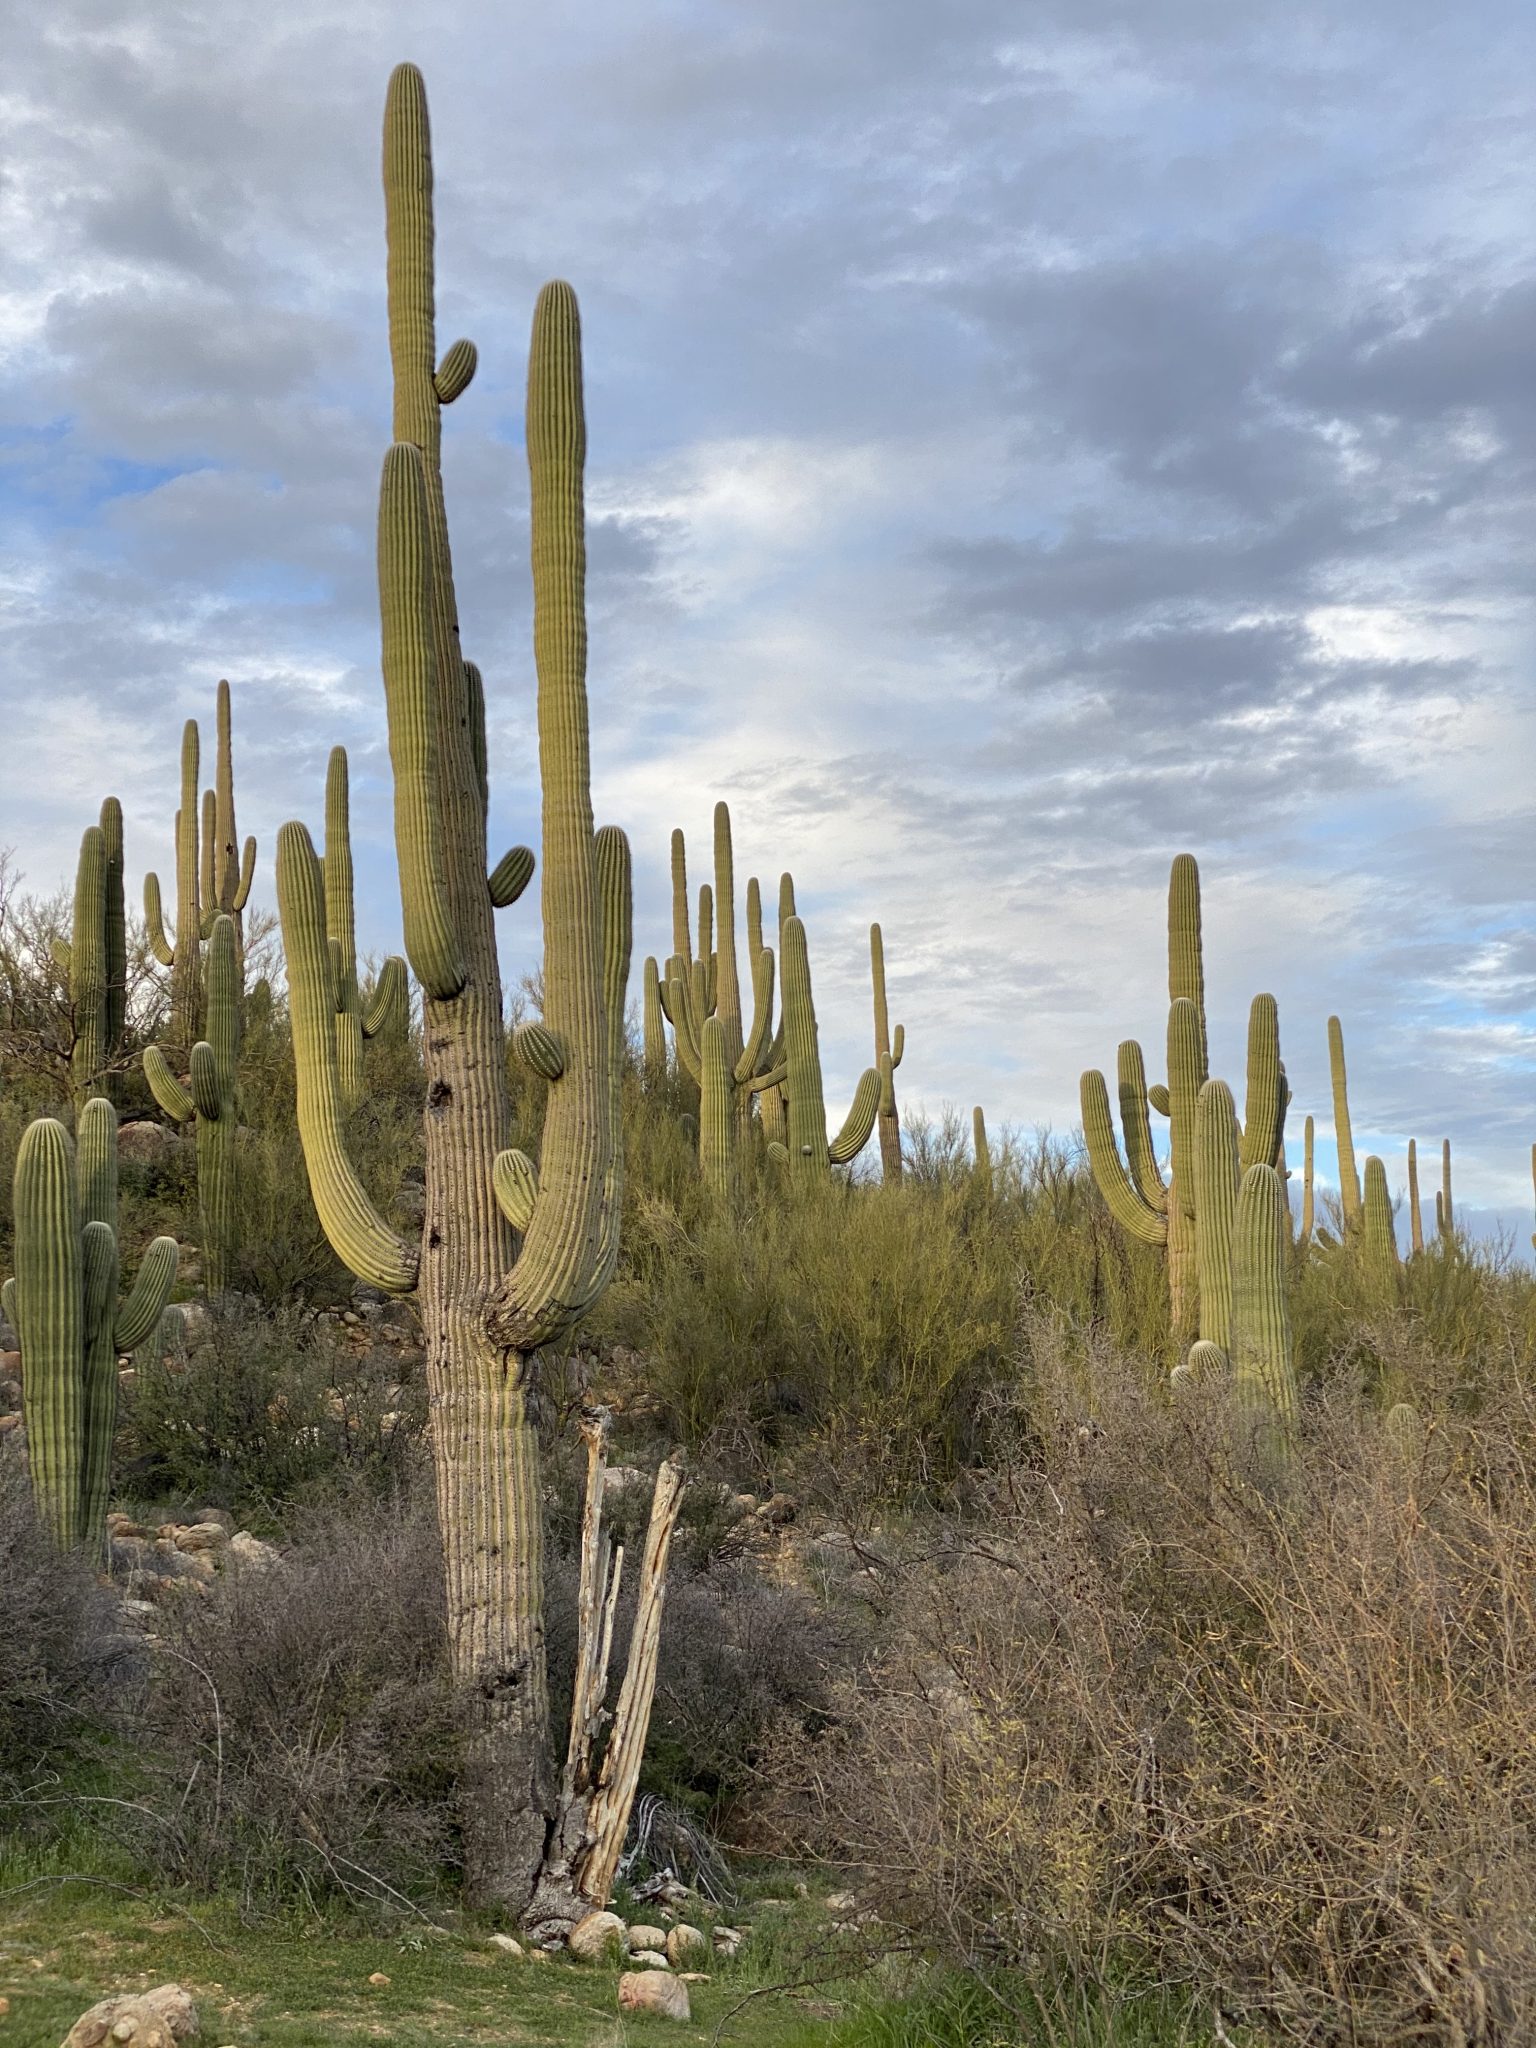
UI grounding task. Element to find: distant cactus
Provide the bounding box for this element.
[145,684,257,1061]
[1407,1138,1425,1256]
[1439,1139,1454,1245]
[663,803,783,1189]
[641,956,667,1082]
[972,1105,992,1196]
[1362,1155,1400,1286]
[779,915,880,1180]
[1194,1080,1240,1355]
[1326,1016,1362,1234]
[1300,1114,1315,1244]
[322,747,409,1103]
[1082,857,1285,1345]
[144,914,243,1293]
[60,800,125,1106]
[870,923,905,1183]
[7,1105,177,1553]
[1231,1163,1299,1474]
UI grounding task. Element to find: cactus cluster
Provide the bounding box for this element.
[145,682,257,1060]
[652,804,880,1191]
[1082,856,1288,1342]
[5,1103,177,1552]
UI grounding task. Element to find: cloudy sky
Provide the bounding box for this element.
[2,0,1532,1235]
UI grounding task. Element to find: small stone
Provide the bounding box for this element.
[679,1971,712,1983]
[487,1933,524,1957]
[712,1926,744,1955]
[627,1923,667,1952]
[618,1972,690,2022]
[665,1923,708,1966]
[568,1908,627,1962]
[367,1971,390,1986]
[629,1949,670,1970]
[227,1532,281,1571]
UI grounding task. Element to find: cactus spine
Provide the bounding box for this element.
[870,923,904,1182]
[145,915,242,1293]
[277,70,662,1926]
[8,1105,177,1552]
[323,747,409,1103]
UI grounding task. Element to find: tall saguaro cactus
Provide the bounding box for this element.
[58,800,125,1106]
[1327,1015,1362,1234]
[276,68,672,1932]
[6,1105,177,1553]
[870,922,905,1182]
[1081,856,1285,1345]
[145,684,257,1058]
[144,915,243,1293]
[776,914,881,1179]
[322,747,409,1103]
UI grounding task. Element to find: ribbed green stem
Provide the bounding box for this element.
[1195,1080,1240,1352]
[1407,1139,1424,1256]
[1362,1155,1399,1283]
[1327,1015,1362,1231]
[972,1105,992,1196]
[68,825,108,1107]
[699,1017,733,1197]
[870,922,903,1184]
[1232,1163,1299,1475]
[13,1120,83,1547]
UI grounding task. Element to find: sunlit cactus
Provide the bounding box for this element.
[779,914,880,1180]
[1362,1154,1400,1286]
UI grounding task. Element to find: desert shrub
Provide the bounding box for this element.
[0,1453,132,1796]
[764,1322,1536,2044]
[141,1486,457,1910]
[123,1299,427,1518]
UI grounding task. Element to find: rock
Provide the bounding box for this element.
[62,1982,198,2047]
[0,1348,21,1376]
[712,1926,744,1956]
[367,1971,390,1986]
[629,1949,670,1970]
[679,1971,712,1983]
[618,1972,690,2022]
[665,1923,708,1967]
[487,1933,524,1958]
[626,1923,668,1952]
[568,1909,627,1962]
[755,1492,798,1526]
[193,1508,235,1533]
[117,1122,183,1167]
[824,1890,857,1913]
[226,1532,281,1571]
[602,1464,645,1495]
[0,1412,24,1435]
[174,1524,228,1553]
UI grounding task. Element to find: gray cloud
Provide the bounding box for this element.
[0,0,1531,1214]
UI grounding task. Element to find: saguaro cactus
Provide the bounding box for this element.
[6,1105,177,1553]
[663,802,783,1192]
[277,69,674,1932]
[58,800,125,1105]
[972,1105,993,1196]
[1407,1138,1425,1255]
[145,684,257,1058]
[1081,858,1285,1345]
[144,915,242,1293]
[1437,1139,1454,1244]
[775,914,880,1180]
[1326,1015,1362,1234]
[1231,1163,1300,1474]
[322,747,409,1103]
[870,923,905,1183]
[1362,1154,1400,1285]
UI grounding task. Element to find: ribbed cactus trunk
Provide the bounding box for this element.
[870,923,904,1183]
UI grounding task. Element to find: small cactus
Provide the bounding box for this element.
[1231,1163,1300,1476]
[972,1105,992,1196]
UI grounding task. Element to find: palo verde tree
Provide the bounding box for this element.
[277,65,679,1932]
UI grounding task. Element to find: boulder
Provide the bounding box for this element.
[193,1508,235,1533]
[627,1923,668,1952]
[486,1933,524,1958]
[116,1122,183,1168]
[665,1923,708,1967]
[712,1925,744,1956]
[226,1532,281,1572]
[629,1949,670,1970]
[62,1982,198,2047]
[567,1909,627,1962]
[174,1524,228,1554]
[618,1972,690,2022]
